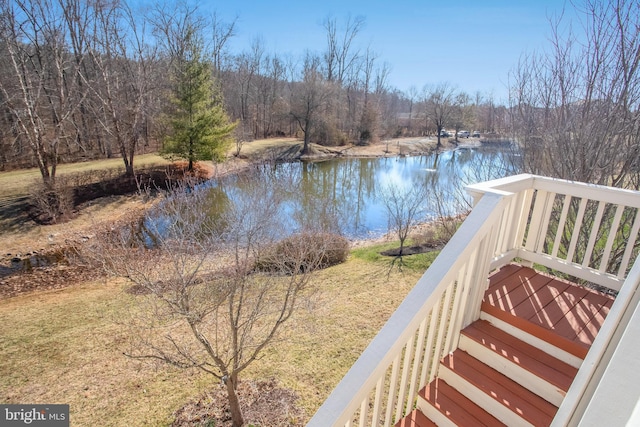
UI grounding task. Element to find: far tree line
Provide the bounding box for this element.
[1,0,638,194]
[0,0,507,187]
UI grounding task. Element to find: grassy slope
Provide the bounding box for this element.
[0,153,170,199]
[0,247,434,426]
[0,139,441,425]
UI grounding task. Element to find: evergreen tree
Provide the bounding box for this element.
[163,29,236,171]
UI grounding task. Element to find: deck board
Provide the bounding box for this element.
[484,265,616,351]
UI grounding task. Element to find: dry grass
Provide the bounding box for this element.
[0,154,170,199]
[0,248,426,426]
[235,137,302,158]
[0,137,442,425]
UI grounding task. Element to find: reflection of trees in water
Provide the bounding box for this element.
[131,185,233,248]
[295,159,379,235]
[143,147,520,240]
[428,147,521,221]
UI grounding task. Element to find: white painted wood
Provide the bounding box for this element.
[526,189,549,252]
[532,176,640,209]
[358,397,369,427]
[618,208,640,278]
[439,363,534,427]
[395,334,415,423]
[583,201,606,268]
[406,318,428,415]
[517,249,624,292]
[575,287,640,426]
[466,173,535,200]
[458,334,567,406]
[416,395,457,427]
[444,265,470,354]
[490,248,520,271]
[515,188,535,249]
[431,284,456,378]
[567,197,588,264]
[552,194,572,258]
[600,204,624,273]
[421,310,439,387]
[371,376,384,427]
[383,355,400,427]
[552,257,640,426]
[427,297,447,384]
[479,312,583,368]
[536,191,556,254]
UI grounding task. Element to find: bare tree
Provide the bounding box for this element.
[88,0,155,176]
[406,85,419,134]
[0,0,87,190]
[323,14,364,84]
[210,11,236,79]
[423,82,458,148]
[451,91,473,143]
[379,181,428,263]
[89,171,346,427]
[234,38,263,138]
[509,0,640,187]
[290,52,333,154]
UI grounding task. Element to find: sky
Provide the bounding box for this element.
[203,0,577,103]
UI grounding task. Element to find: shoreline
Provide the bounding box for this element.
[0,136,468,297]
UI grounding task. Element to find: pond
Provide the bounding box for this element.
[210,144,520,240]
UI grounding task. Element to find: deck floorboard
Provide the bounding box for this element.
[484,265,616,350]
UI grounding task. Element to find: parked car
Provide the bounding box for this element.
[439,130,451,137]
[472,130,480,137]
[457,130,470,138]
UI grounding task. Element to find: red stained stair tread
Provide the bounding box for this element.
[462,320,577,392]
[443,350,557,426]
[395,409,437,427]
[421,378,507,426]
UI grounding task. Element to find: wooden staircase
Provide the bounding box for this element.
[396,265,615,427]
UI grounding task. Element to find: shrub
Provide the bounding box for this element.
[256,232,350,274]
[28,178,75,224]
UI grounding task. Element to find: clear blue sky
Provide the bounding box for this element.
[203,0,575,103]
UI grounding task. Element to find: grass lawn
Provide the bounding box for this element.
[0,139,443,425]
[0,244,435,426]
[0,154,170,199]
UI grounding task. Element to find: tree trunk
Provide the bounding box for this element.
[301,118,311,155]
[225,376,244,427]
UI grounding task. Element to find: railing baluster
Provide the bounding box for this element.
[536,191,557,253]
[430,284,455,378]
[599,204,624,273]
[567,198,588,263]
[619,208,640,278]
[394,334,415,422]
[552,194,572,258]
[406,317,428,415]
[444,264,469,354]
[384,355,401,427]
[516,188,535,249]
[358,396,369,427]
[371,376,384,426]
[420,311,438,387]
[583,201,606,268]
[503,192,523,251]
[525,189,550,252]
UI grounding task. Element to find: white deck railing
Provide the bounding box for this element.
[307,174,640,427]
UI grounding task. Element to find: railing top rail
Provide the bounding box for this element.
[306,192,509,426]
[467,174,640,208]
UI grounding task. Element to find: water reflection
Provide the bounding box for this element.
[210,145,520,239]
